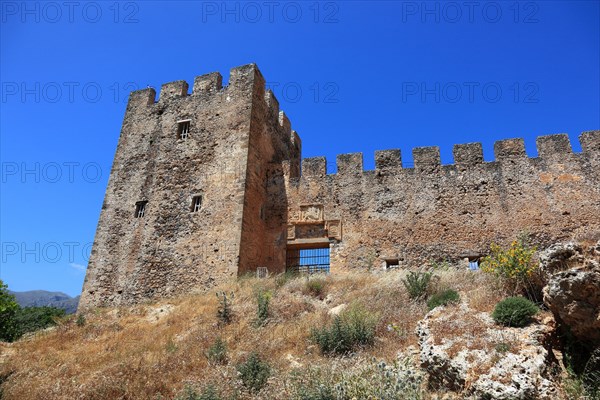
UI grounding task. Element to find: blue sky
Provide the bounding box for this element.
[1,1,599,296]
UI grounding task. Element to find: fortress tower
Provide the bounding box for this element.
[80,64,301,308]
[80,64,600,309]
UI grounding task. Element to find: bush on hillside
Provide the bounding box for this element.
[237,352,271,393]
[216,291,234,324]
[481,235,538,289]
[0,280,20,342]
[303,277,328,299]
[402,271,432,300]
[310,305,376,355]
[255,290,271,327]
[14,306,65,336]
[1,279,65,342]
[427,289,460,310]
[492,296,538,327]
[205,337,227,365]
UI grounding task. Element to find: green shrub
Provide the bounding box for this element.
[237,352,271,393]
[427,289,460,310]
[296,383,336,400]
[481,234,541,300]
[492,297,538,327]
[197,386,223,400]
[334,358,424,399]
[304,277,327,298]
[166,339,178,353]
[206,337,227,365]
[1,280,67,342]
[14,306,65,336]
[402,271,432,300]
[290,367,337,400]
[495,342,511,353]
[216,291,234,324]
[310,305,376,355]
[0,280,20,342]
[255,291,271,327]
[76,314,86,327]
[175,385,223,400]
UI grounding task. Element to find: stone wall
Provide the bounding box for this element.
[285,132,600,271]
[80,62,600,309]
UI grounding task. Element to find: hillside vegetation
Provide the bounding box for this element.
[0,267,565,400]
[3,239,600,400]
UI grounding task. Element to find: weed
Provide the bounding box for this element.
[427,289,460,310]
[205,337,227,365]
[216,291,234,324]
[303,277,327,299]
[310,304,376,355]
[237,352,271,393]
[76,314,86,327]
[494,342,511,353]
[255,291,271,327]
[402,271,432,300]
[175,385,224,400]
[166,339,178,353]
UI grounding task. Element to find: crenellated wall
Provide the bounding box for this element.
[285,132,600,271]
[80,63,599,309]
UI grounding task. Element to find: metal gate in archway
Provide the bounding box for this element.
[286,247,330,274]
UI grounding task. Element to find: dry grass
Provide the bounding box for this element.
[0,269,518,400]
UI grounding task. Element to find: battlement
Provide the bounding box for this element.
[123,63,298,147]
[298,132,599,179]
[126,63,269,103]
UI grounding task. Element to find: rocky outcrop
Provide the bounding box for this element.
[538,242,584,278]
[543,265,600,347]
[416,303,558,399]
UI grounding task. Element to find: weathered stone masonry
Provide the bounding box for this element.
[79,63,600,309]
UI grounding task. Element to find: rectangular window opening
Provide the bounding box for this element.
[286,247,330,274]
[191,195,202,212]
[177,120,191,139]
[468,257,480,271]
[134,201,147,218]
[385,258,399,270]
[256,267,268,279]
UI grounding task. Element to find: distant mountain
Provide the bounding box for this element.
[9,290,80,314]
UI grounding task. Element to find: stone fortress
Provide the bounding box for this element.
[79,64,600,309]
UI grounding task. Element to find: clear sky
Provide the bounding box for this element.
[1,1,599,296]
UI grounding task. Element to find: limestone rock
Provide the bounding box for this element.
[416,303,558,399]
[543,266,600,347]
[538,242,584,278]
[328,303,347,316]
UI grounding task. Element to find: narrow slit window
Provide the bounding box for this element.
[134,201,147,218]
[177,120,191,139]
[191,195,202,212]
